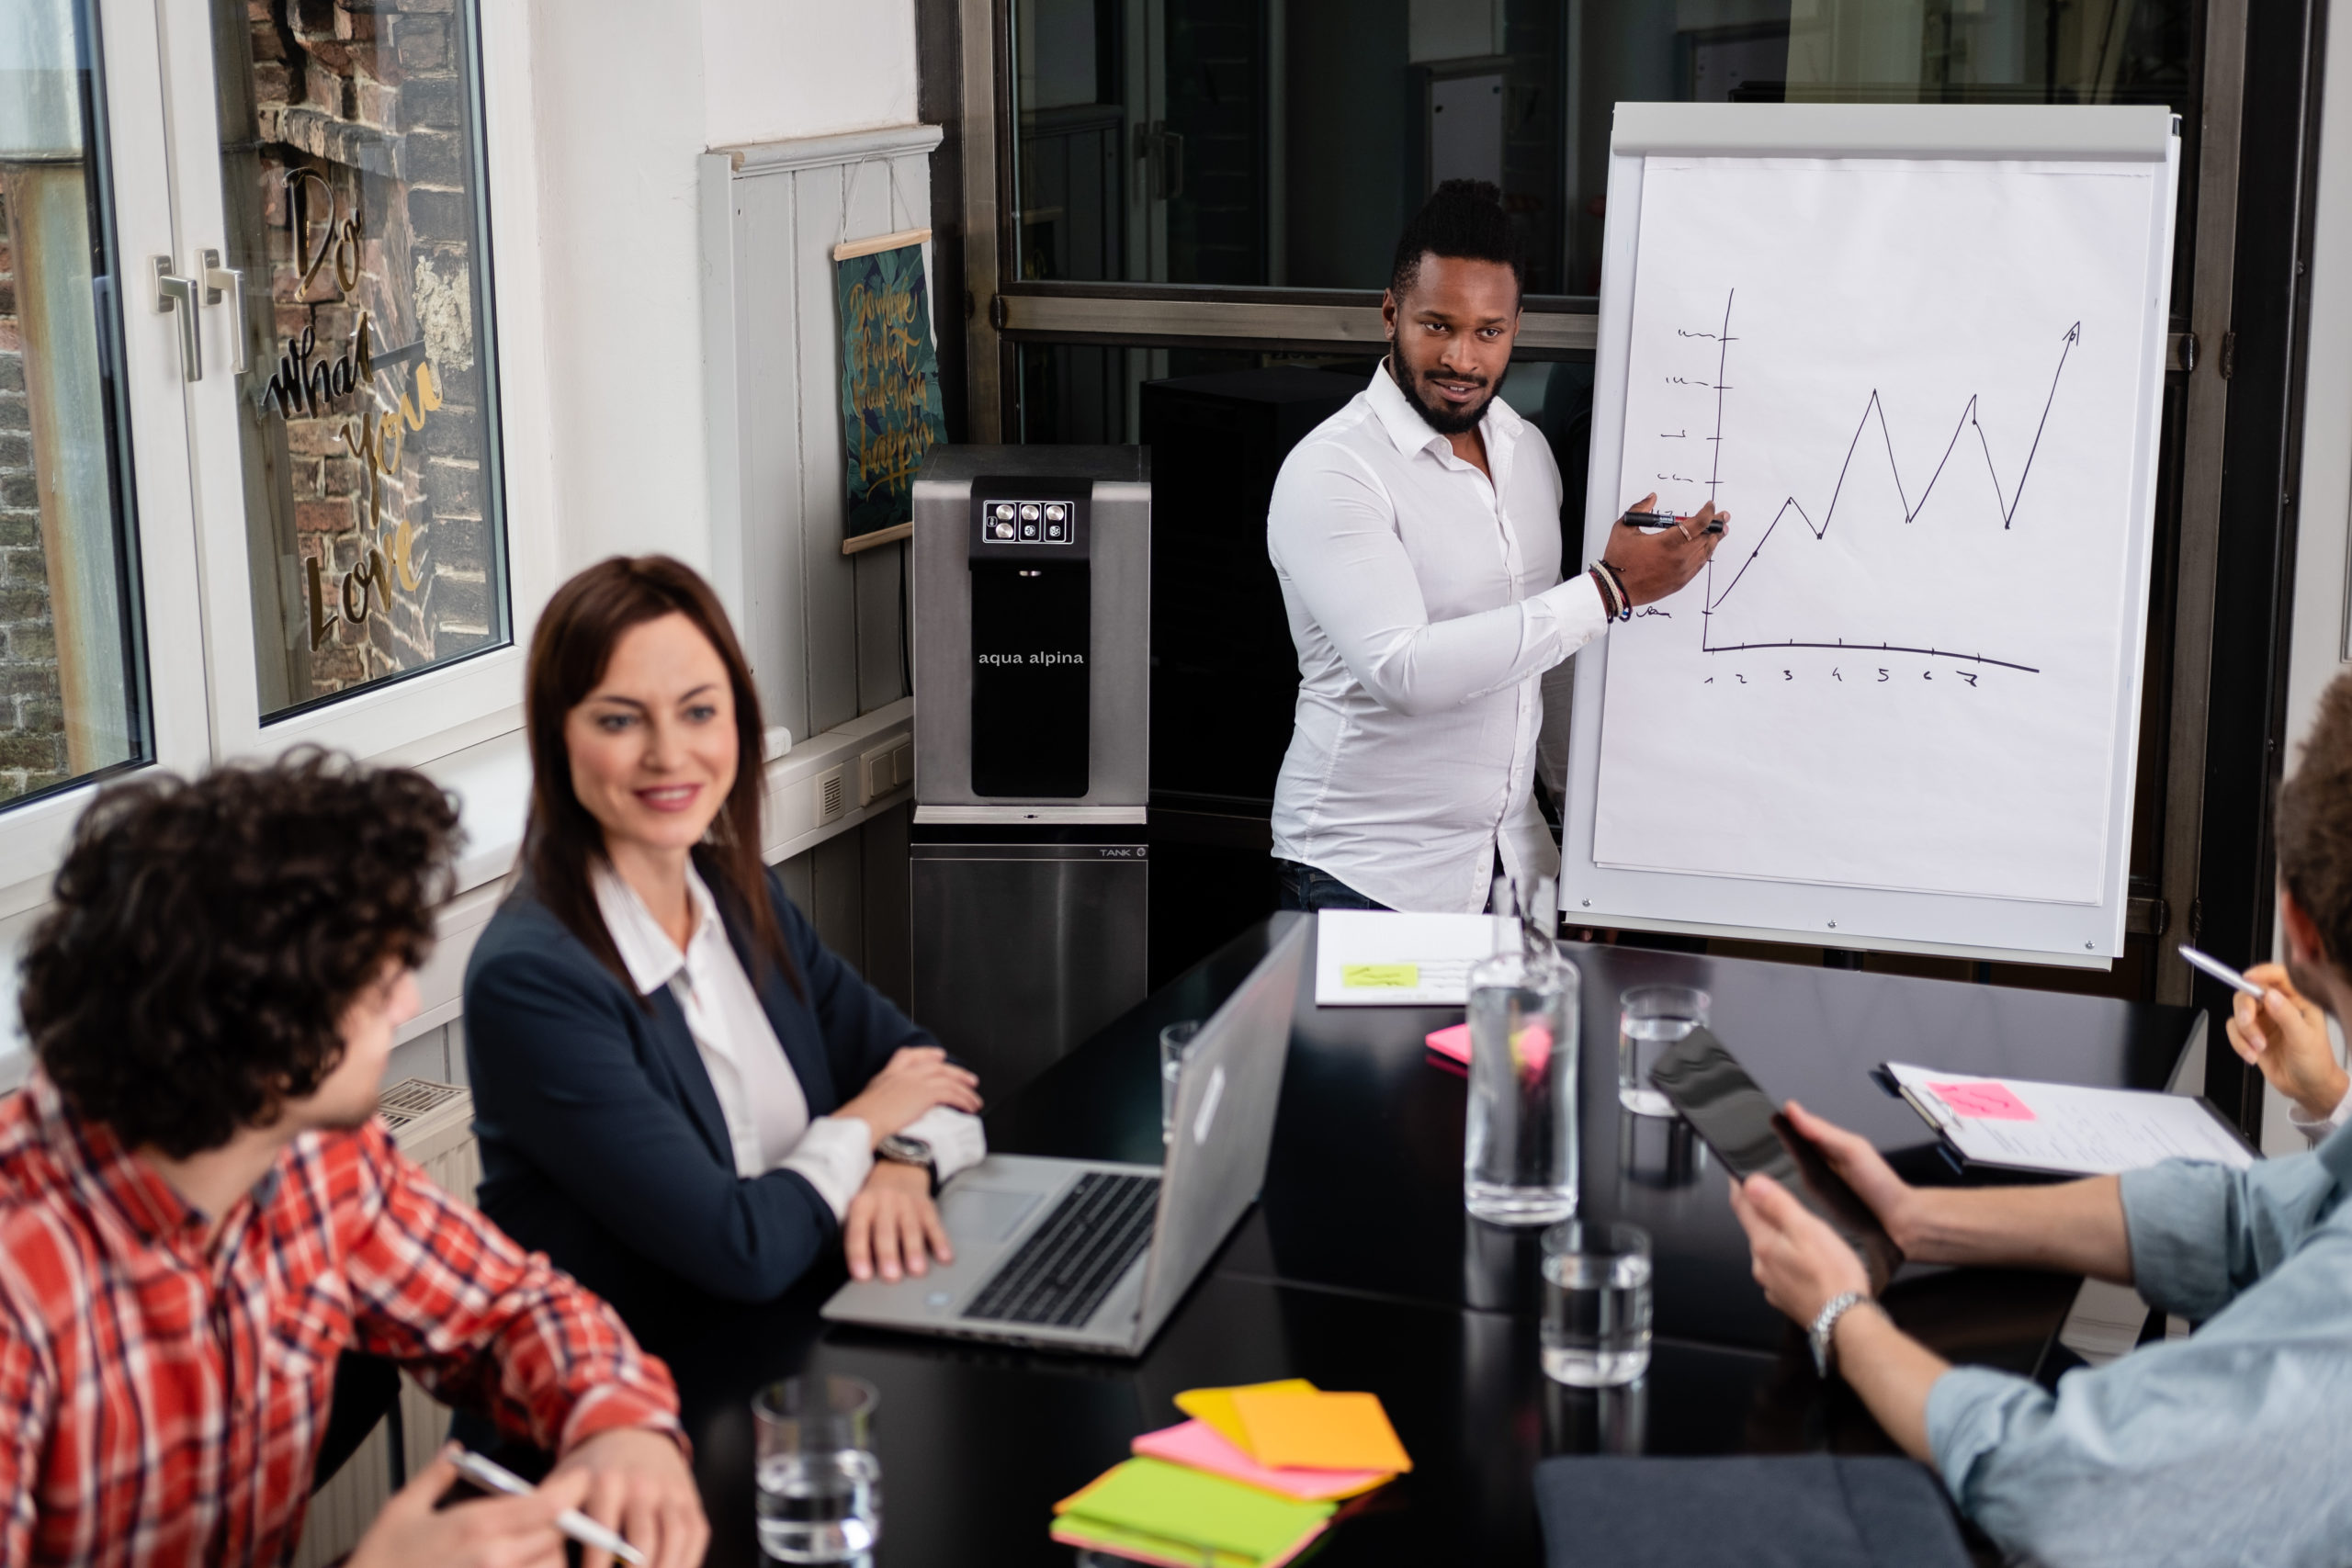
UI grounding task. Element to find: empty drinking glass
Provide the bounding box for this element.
[754,1375,882,1563]
[1464,938,1580,1224]
[1541,1221,1654,1387]
[1159,1020,1204,1144]
[1618,985,1710,1116]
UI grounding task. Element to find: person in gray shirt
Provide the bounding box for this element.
[1731,668,2352,1568]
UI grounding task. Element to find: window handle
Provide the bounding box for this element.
[1136,122,1186,202]
[153,254,201,382]
[201,249,246,378]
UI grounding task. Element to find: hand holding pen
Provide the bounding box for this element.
[1603,492,1730,607]
[345,1446,606,1568]
[2188,943,2352,1124]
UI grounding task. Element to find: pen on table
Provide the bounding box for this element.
[450,1449,646,1566]
[2177,943,2268,999]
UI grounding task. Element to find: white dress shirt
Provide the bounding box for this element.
[591,861,985,1219]
[1267,364,1611,912]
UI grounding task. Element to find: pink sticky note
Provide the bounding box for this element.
[1424,1021,1554,1077]
[1131,1419,1393,1502]
[1928,1080,2036,1121]
[1425,1023,1472,1065]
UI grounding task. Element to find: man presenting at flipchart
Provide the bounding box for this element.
[1268,180,1724,915]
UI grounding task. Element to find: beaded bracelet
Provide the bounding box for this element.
[1605,562,1633,620]
[1592,560,1634,622]
[1603,560,1634,620]
[1588,563,1623,620]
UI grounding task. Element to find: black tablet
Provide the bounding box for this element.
[1647,1026,1902,1290]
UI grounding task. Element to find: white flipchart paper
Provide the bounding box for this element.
[1593,156,2158,905]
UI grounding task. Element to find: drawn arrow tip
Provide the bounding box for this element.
[2065,322,2082,342]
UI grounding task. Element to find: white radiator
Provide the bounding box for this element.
[291,1079,477,1568]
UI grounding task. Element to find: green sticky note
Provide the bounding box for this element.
[1341,964,1420,989]
[1052,1515,1329,1568]
[1054,1458,1335,1567]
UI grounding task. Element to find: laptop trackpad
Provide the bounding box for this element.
[943,1186,1043,1244]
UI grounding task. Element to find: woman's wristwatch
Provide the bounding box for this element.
[876,1133,936,1189]
[1808,1291,1872,1379]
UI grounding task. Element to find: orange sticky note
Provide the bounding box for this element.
[1175,1379,1318,1451]
[1229,1389,1412,1474]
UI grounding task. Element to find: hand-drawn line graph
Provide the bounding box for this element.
[1683,289,2079,675]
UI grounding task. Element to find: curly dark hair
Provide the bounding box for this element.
[1390,178,1524,299]
[2279,671,2352,969]
[23,750,461,1158]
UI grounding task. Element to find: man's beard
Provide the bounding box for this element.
[1392,355,1497,436]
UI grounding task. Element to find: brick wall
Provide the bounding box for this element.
[0,192,68,803]
[246,0,495,705]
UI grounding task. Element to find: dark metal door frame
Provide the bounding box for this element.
[2186,0,2332,1130]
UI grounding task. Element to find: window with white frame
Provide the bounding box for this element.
[210,0,512,719]
[0,0,153,809]
[0,0,548,914]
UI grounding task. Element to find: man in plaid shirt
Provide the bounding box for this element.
[0,754,709,1567]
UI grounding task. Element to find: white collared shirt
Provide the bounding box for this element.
[590,861,983,1219]
[1267,364,1610,912]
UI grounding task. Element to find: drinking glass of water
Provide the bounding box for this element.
[1540,1221,1653,1387]
[753,1375,882,1564]
[1617,985,1710,1117]
[1463,941,1580,1225]
[1159,1020,1204,1144]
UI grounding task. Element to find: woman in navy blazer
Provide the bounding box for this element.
[463,557,982,1346]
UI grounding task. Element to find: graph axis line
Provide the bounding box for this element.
[1701,638,2041,675]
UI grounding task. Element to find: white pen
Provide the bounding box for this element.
[2177,943,2268,999]
[451,1450,647,1566]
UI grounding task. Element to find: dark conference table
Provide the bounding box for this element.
[663,919,2204,1565]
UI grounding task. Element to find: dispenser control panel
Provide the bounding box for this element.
[978,498,1078,546]
[964,479,1094,798]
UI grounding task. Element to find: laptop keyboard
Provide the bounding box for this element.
[961,1171,1161,1329]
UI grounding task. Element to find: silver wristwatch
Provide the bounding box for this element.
[1808,1291,1871,1379]
[876,1133,934,1179]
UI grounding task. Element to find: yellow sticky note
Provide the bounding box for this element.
[1229,1390,1413,1474]
[1175,1379,1319,1452]
[1340,964,1419,989]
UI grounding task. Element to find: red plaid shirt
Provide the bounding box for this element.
[0,1072,684,1565]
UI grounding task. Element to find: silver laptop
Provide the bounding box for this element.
[822,914,1307,1356]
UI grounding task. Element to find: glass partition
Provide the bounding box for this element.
[0,0,151,806]
[1012,0,2196,298]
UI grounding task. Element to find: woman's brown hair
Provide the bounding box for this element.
[522,555,800,999]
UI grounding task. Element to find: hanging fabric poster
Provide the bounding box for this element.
[834,226,948,547]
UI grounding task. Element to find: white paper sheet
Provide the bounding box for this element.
[1313,910,1509,1007]
[1593,156,2158,905]
[2057,1277,2156,1368]
[1885,1061,2255,1176]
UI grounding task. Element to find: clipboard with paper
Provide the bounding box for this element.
[1881,1061,2257,1178]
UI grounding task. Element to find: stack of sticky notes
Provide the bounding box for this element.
[1051,1380,1411,1566]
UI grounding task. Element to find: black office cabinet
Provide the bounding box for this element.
[1140,367,1362,807]
[909,835,1148,1103]
[1138,367,1362,986]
